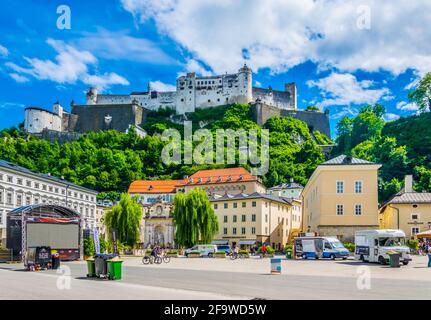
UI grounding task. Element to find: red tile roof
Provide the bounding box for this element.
[128,180,185,194]
[128,168,258,193]
[186,167,258,186]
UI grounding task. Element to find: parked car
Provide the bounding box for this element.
[185,244,218,257]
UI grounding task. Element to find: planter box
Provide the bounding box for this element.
[166,253,179,258]
[213,254,226,259]
[187,254,201,258]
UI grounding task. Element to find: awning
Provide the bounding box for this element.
[416,230,431,239]
[239,240,256,245]
[212,240,229,245]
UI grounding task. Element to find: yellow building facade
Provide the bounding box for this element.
[302,155,381,242]
[211,193,302,250]
[379,176,431,238]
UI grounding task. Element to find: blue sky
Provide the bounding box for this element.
[0,0,429,137]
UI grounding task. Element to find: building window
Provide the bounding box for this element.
[0,174,3,181]
[224,203,228,209]
[224,215,228,223]
[411,214,419,220]
[0,190,3,203]
[242,202,246,208]
[251,227,256,235]
[6,192,12,205]
[26,180,31,187]
[412,227,420,236]
[34,197,39,204]
[214,204,218,210]
[224,228,228,235]
[355,181,363,194]
[49,186,53,192]
[265,214,268,223]
[35,183,39,189]
[7,176,13,183]
[16,194,22,206]
[252,201,257,207]
[336,204,344,216]
[241,227,246,235]
[17,178,23,185]
[355,204,362,216]
[233,215,237,223]
[252,214,256,222]
[26,195,31,205]
[336,181,344,194]
[265,227,268,234]
[242,215,246,222]
[233,228,237,235]
[42,185,47,191]
[233,203,238,209]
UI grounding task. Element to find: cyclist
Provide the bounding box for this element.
[233,245,239,259]
[261,244,267,257]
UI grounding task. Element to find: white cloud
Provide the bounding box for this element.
[149,80,176,92]
[76,29,175,64]
[396,101,419,111]
[9,73,30,83]
[307,73,391,107]
[0,102,25,110]
[384,113,400,122]
[0,44,8,57]
[121,0,431,76]
[5,39,129,90]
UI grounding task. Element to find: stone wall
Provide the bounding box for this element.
[251,102,331,138]
[317,225,379,243]
[71,103,148,133]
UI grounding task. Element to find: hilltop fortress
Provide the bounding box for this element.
[24,65,330,139]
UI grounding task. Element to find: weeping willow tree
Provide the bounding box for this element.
[173,188,219,248]
[104,193,143,247]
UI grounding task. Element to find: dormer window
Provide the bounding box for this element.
[239,175,244,180]
[198,178,202,183]
[217,176,222,182]
[207,177,212,183]
[149,185,153,191]
[227,176,232,182]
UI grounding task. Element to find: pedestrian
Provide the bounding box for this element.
[428,246,431,268]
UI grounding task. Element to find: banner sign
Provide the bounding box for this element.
[112,229,118,254]
[25,216,80,224]
[93,227,100,254]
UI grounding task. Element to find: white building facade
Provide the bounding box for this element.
[85,65,297,115]
[0,160,98,245]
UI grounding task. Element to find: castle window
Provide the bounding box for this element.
[208,100,211,103]
[181,99,184,102]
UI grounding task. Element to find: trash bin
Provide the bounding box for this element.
[86,258,96,277]
[270,258,282,274]
[388,252,400,268]
[428,254,431,268]
[51,253,61,270]
[107,257,123,280]
[286,250,293,260]
[95,254,117,278]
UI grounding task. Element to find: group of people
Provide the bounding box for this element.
[418,239,431,255]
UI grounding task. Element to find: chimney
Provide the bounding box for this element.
[404,175,413,193]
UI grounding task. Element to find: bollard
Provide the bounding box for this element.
[270,258,282,275]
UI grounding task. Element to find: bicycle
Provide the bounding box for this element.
[142,254,170,264]
[230,253,246,260]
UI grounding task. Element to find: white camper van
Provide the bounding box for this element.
[355,229,412,265]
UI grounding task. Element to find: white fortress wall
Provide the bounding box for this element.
[24,108,62,134]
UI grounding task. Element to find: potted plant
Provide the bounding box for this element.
[165,250,179,258]
[187,251,201,258]
[238,250,250,258]
[213,252,227,259]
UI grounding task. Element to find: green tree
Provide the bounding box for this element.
[104,193,143,247]
[409,73,431,112]
[172,188,219,248]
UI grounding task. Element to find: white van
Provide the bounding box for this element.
[355,229,412,265]
[185,244,218,257]
[294,236,350,260]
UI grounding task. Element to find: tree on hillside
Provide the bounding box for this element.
[104,193,143,247]
[409,73,431,112]
[172,188,219,248]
